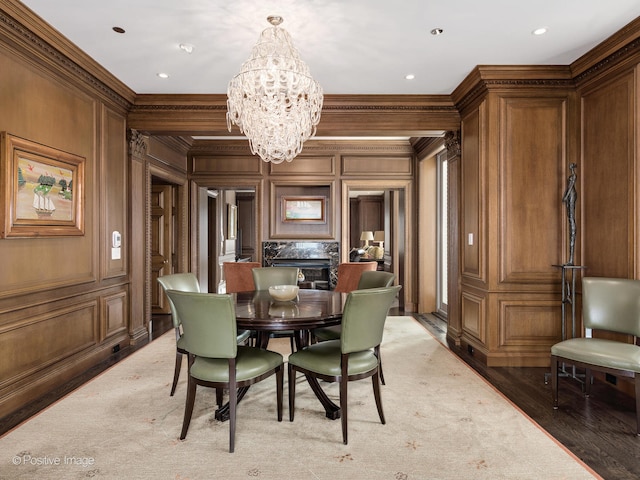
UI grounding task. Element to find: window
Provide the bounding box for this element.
[436,150,448,317]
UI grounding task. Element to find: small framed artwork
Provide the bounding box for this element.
[1,133,84,238]
[282,196,326,223]
[227,204,237,240]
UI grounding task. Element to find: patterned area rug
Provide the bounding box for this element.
[0,316,601,479]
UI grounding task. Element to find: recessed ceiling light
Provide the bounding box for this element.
[405,74,415,80]
[532,27,548,36]
[112,26,125,34]
[157,73,169,79]
[179,43,194,54]
[430,28,444,36]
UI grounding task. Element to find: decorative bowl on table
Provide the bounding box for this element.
[268,285,299,302]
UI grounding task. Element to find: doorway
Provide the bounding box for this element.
[342,179,413,311]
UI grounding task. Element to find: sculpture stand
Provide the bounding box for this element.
[544,264,588,387]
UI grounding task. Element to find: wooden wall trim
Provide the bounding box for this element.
[0,1,134,110]
[129,93,460,136]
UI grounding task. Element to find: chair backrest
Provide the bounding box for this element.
[357,270,395,289]
[340,285,402,354]
[582,277,640,337]
[165,290,238,359]
[334,262,378,293]
[157,273,200,328]
[223,261,260,293]
[252,267,299,290]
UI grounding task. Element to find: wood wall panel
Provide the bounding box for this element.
[498,299,562,347]
[270,156,335,175]
[0,50,97,295]
[342,156,412,176]
[581,72,635,278]
[500,97,566,284]
[192,156,263,175]
[461,290,485,342]
[102,105,128,279]
[103,291,127,340]
[0,302,97,389]
[461,107,482,279]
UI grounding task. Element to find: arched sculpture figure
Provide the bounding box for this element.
[562,163,577,265]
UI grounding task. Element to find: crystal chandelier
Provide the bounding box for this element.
[226,16,323,164]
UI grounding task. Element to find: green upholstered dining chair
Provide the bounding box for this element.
[313,271,396,384]
[252,266,300,351]
[288,285,401,444]
[165,290,284,453]
[551,277,640,435]
[157,273,251,397]
[251,266,300,290]
[357,270,396,290]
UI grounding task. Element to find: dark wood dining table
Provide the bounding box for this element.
[214,288,346,422]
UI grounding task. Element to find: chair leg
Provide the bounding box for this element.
[180,376,197,440]
[551,355,559,409]
[276,365,284,422]
[340,359,349,445]
[288,364,296,422]
[584,368,591,397]
[375,346,385,385]
[372,370,385,424]
[635,375,640,436]
[171,350,182,396]
[229,360,237,453]
[216,388,223,407]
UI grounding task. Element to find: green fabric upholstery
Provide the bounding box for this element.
[157,273,250,397]
[357,270,396,289]
[251,267,299,290]
[165,290,284,453]
[251,267,299,352]
[313,271,396,383]
[157,273,200,328]
[551,276,640,435]
[288,285,401,444]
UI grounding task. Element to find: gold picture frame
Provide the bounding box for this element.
[282,196,326,223]
[0,133,85,238]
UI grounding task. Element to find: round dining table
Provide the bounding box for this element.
[214,288,346,422]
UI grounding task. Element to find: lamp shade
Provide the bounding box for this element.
[373,231,385,242]
[360,231,374,241]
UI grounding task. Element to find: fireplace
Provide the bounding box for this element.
[263,241,339,290]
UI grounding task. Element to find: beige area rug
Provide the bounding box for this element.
[0,316,601,480]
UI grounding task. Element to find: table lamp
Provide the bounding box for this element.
[360,231,374,248]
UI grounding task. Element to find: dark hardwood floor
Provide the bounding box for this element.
[2,311,639,479]
[415,313,640,480]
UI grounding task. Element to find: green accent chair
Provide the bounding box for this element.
[251,267,300,290]
[166,290,284,453]
[551,277,640,435]
[288,285,402,444]
[314,271,396,384]
[252,266,300,351]
[157,273,251,397]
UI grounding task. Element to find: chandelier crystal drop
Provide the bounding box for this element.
[226,16,323,164]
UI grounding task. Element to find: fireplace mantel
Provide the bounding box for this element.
[263,241,339,289]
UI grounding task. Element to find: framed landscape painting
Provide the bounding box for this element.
[282,196,326,223]
[1,133,84,238]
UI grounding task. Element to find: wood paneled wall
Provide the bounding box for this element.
[0,1,133,417]
[449,18,640,366]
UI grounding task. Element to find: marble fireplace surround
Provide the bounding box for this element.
[262,241,339,290]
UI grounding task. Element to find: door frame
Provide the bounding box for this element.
[189,177,264,290]
[341,178,415,311]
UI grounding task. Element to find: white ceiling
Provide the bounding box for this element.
[19,0,640,96]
